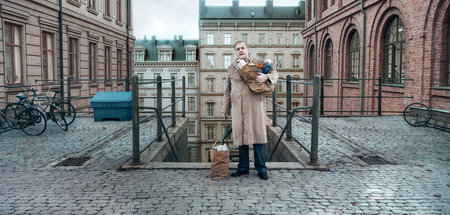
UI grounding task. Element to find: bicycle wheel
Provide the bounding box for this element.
[4,102,25,120]
[18,107,47,136]
[403,103,431,127]
[58,102,76,126]
[50,106,68,131]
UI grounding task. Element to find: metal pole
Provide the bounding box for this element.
[286,75,292,140]
[182,76,185,117]
[310,75,320,165]
[157,76,162,141]
[125,0,130,91]
[132,75,140,163]
[272,84,277,126]
[171,76,176,127]
[378,76,382,116]
[58,0,64,99]
[320,76,324,115]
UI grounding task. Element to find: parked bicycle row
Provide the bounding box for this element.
[0,87,76,135]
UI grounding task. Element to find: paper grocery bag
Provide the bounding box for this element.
[211,143,229,180]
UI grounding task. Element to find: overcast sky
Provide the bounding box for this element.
[132,0,302,40]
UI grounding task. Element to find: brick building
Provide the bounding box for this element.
[0,0,135,111]
[302,0,450,114]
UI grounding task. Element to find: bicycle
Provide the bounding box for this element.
[1,92,47,135]
[403,103,431,127]
[27,88,68,131]
[48,89,76,126]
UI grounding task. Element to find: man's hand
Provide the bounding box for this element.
[223,113,228,119]
[255,73,269,84]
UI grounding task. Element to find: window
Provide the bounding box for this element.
[276,82,282,92]
[186,50,196,61]
[188,73,195,87]
[293,54,300,68]
[4,23,23,85]
[88,0,95,9]
[188,121,196,135]
[331,0,335,6]
[324,40,333,79]
[257,54,266,60]
[241,33,248,43]
[207,102,215,117]
[384,16,405,84]
[259,33,266,45]
[116,0,122,22]
[207,78,215,92]
[276,33,283,45]
[207,33,214,45]
[349,31,360,81]
[224,55,231,68]
[42,32,56,82]
[69,38,79,80]
[308,45,315,79]
[206,125,216,140]
[307,0,311,20]
[322,0,328,11]
[293,33,300,45]
[105,46,111,80]
[292,75,300,93]
[135,51,144,62]
[171,73,178,86]
[224,33,231,45]
[154,73,160,80]
[159,51,171,62]
[293,102,300,108]
[275,55,283,68]
[207,55,215,68]
[117,49,122,79]
[105,0,111,16]
[89,42,97,80]
[137,73,144,80]
[188,97,195,110]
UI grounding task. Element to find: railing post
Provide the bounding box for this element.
[310,75,320,165]
[157,76,163,141]
[182,76,185,117]
[378,76,382,116]
[67,77,71,104]
[132,75,140,164]
[320,76,324,116]
[286,75,292,140]
[171,76,176,127]
[272,83,277,126]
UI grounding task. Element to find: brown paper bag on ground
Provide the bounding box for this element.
[211,143,229,180]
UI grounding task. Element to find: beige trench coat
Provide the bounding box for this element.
[222,59,279,146]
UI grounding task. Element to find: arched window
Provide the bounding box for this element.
[308,45,315,79]
[324,39,333,79]
[349,31,360,81]
[384,16,405,84]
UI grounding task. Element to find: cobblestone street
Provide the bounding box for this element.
[1,116,449,214]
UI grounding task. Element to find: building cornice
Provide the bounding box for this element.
[135,61,199,67]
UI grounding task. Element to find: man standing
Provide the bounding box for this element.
[222,41,278,180]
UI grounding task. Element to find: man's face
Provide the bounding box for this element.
[234,42,249,59]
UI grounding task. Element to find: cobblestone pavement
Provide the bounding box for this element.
[1,116,449,214]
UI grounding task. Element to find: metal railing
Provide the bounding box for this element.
[131,75,186,164]
[266,75,320,165]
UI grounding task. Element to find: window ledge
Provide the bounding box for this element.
[103,15,112,22]
[381,83,404,88]
[431,86,450,90]
[105,82,113,86]
[67,0,81,7]
[89,82,99,87]
[87,7,98,15]
[5,84,29,88]
[116,20,123,27]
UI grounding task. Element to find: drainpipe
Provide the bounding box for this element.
[59,0,64,99]
[360,0,366,114]
[125,0,130,91]
[314,0,317,76]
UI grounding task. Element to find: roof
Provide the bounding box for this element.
[200,6,304,20]
[134,37,199,61]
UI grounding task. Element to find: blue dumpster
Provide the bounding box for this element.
[90,92,132,121]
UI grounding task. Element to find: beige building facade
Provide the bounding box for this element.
[198,0,306,162]
[0,0,134,111]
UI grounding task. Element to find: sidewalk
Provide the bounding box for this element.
[0,116,449,214]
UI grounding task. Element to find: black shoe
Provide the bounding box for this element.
[258,172,269,180]
[231,170,249,177]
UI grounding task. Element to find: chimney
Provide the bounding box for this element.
[266,0,273,15]
[299,0,305,17]
[199,0,206,17]
[152,35,156,44]
[232,0,239,16]
[178,35,183,46]
[144,35,147,41]
[174,35,177,41]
